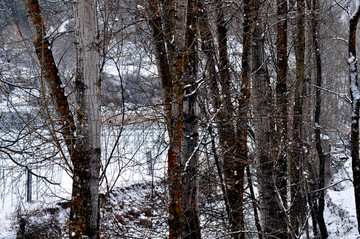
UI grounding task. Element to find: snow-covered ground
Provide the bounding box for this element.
[0,107,168,238]
[1,142,360,238]
[326,158,359,238]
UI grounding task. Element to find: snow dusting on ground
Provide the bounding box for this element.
[1,144,360,238]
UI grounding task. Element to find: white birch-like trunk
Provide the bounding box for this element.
[70,0,101,238]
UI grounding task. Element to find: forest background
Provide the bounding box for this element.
[0,0,359,238]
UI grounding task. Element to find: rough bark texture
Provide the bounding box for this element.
[290,0,305,235]
[233,0,255,237]
[303,2,319,235]
[349,2,360,235]
[23,0,101,238]
[310,0,328,237]
[251,1,275,238]
[197,0,248,237]
[215,1,247,238]
[147,0,200,238]
[70,0,101,238]
[182,0,201,238]
[272,0,289,237]
[167,2,185,238]
[243,1,260,238]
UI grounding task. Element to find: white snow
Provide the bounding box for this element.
[325,159,359,238]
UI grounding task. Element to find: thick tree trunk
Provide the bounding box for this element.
[310,0,328,237]
[23,0,101,238]
[168,15,185,239]
[147,1,201,237]
[290,0,306,235]
[182,1,201,238]
[251,1,276,238]
[303,2,319,236]
[232,0,255,238]
[215,1,247,238]
[349,2,360,235]
[70,0,101,238]
[272,0,289,237]
[197,0,247,237]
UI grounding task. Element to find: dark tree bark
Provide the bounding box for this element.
[233,0,255,237]
[182,0,201,238]
[215,0,248,237]
[251,1,277,238]
[310,0,328,237]
[197,0,249,237]
[271,0,289,237]
[167,1,185,237]
[196,0,231,220]
[349,2,360,235]
[22,0,77,156]
[147,0,201,237]
[146,4,180,237]
[290,0,306,235]
[303,2,319,236]
[147,0,172,121]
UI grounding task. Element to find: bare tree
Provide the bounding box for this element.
[70,0,101,237]
[146,0,201,237]
[182,0,201,238]
[310,0,328,237]
[349,0,360,235]
[22,0,101,238]
[270,0,289,237]
[290,0,306,235]
[251,0,276,238]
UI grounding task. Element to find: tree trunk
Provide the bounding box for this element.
[197,0,231,221]
[232,0,255,238]
[147,1,201,237]
[272,0,289,237]
[146,0,172,122]
[349,2,360,235]
[70,0,101,238]
[251,1,277,238]
[197,0,247,237]
[182,0,201,238]
[22,0,77,156]
[290,0,306,235]
[167,0,185,236]
[310,0,328,237]
[215,1,247,237]
[22,0,101,238]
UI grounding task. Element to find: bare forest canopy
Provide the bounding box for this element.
[0,0,359,239]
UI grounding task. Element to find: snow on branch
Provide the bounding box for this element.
[312,84,351,104]
[349,54,360,101]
